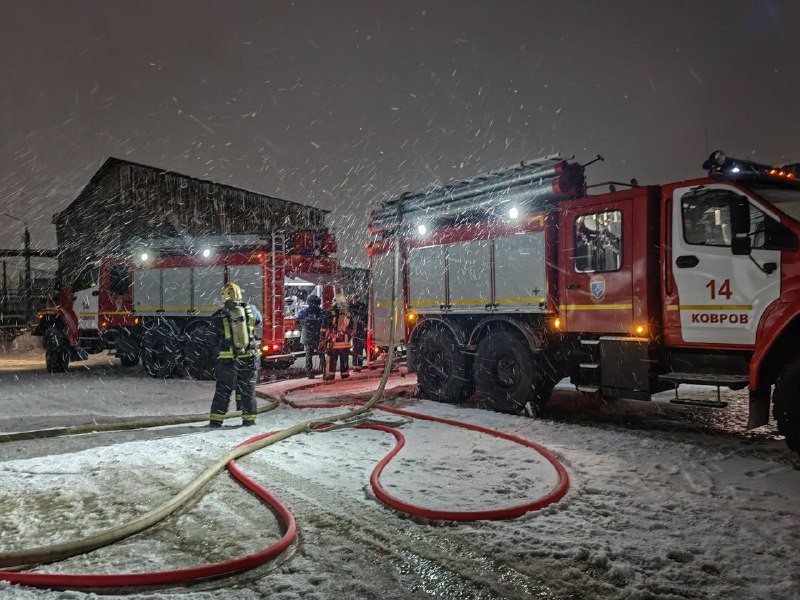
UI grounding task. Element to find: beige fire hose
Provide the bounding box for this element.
[0,398,281,445]
[0,243,401,570]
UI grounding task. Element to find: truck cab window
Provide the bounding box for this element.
[73,265,100,291]
[682,189,797,251]
[110,265,130,296]
[573,210,623,273]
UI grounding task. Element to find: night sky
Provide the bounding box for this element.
[1,0,798,270]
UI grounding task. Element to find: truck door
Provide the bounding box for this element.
[668,185,781,345]
[73,263,100,331]
[561,200,633,333]
[106,262,132,318]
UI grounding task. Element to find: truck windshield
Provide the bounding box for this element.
[746,184,800,223]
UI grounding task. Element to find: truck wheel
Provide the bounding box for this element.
[415,326,471,403]
[141,326,178,379]
[118,353,139,368]
[44,326,70,373]
[773,356,800,453]
[474,329,543,414]
[184,323,216,380]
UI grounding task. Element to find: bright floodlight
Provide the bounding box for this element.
[509,206,519,219]
[140,252,149,261]
[731,166,741,174]
[417,224,427,236]
[202,248,211,257]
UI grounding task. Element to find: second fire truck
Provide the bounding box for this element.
[368,152,800,454]
[36,231,340,377]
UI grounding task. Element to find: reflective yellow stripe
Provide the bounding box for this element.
[666,304,753,311]
[409,297,545,307]
[559,304,633,311]
[218,319,233,358]
[209,413,225,422]
[495,297,545,304]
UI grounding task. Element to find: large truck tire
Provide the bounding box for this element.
[773,356,800,453]
[118,353,140,368]
[414,325,471,403]
[44,326,70,373]
[184,323,216,380]
[141,326,179,379]
[474,329,549,414]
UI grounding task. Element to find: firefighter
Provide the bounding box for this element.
[321,293,352,381]
[298,293,324,379]
[208,282,263,428]
[348,296,367,371]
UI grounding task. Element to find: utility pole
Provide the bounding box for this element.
[1,212,32,324]
[1,260,6,315]
[24,226,31,324]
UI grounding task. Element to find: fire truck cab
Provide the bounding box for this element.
[368,152,800,454]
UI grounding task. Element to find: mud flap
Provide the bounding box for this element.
[747,388,770,429]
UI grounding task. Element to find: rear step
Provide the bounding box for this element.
[657,372,749,387]
[659,372,747,408]
[670,398,728,409]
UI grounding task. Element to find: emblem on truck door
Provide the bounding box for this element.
[590,278,606,302]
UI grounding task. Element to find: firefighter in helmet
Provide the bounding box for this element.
[208,282,263,428]
[320,292,352,381]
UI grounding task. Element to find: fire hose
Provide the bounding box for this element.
[0,244,570,591]
[0,242,406,588]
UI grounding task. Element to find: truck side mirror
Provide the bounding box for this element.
[730,196,751,256]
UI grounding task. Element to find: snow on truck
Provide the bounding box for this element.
[368,151,800,454]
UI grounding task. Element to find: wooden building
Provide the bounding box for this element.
[54,157,329,282]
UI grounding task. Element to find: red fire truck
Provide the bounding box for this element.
[368,151,800,453]
[35,231,340,377]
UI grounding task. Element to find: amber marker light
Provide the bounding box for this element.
[406,311,417,323]
[634,324,647,336]
[553,318,561,330]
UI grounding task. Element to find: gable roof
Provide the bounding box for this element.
[55,156,329,222]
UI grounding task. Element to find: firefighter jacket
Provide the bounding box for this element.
[298,303,324,346]
[212,301,263,360]
[321,305,352,352]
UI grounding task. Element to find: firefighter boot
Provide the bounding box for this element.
[208,413,225,428]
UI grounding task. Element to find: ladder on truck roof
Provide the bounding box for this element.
[369,155,585,233]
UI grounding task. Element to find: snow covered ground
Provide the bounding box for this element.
[0,338,798,599]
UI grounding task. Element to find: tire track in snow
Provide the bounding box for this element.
[247,461,571,599]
